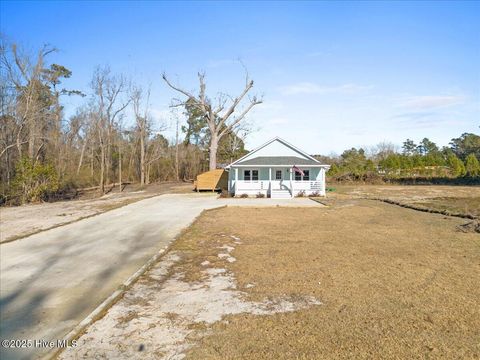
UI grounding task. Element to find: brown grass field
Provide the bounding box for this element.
[170,191,479,359]
[331,184,480,217]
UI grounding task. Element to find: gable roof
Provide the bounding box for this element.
[236,156,320,166]
[226,137,328,168]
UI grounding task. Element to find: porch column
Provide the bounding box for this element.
[234,168,238,195]
[268,167,272,196]
[321,168,326,196]
[289,167,293,197]
[228,171,231,193]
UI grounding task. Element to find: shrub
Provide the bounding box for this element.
[309,191,321,197]
[11,157,59,204]
[296,190,306,197]
[219,190,232,198]
[447,154,466,177]
[256,192,265,198]
[239,193,249,198]
[465,154,480,177]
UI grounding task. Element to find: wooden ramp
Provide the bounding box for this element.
[194,169,228,192]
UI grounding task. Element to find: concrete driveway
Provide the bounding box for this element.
[220,197,323,207]
[0,194,321,359]
[0,194,224,359]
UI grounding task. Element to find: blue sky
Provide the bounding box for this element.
[1,1,479,154]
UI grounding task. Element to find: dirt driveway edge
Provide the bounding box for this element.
[1,194,161,245]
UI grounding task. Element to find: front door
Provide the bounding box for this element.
[271,168,290,190]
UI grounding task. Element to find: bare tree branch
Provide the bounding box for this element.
[162,68,262,170]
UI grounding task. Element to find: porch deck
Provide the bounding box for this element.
[232,179,324,198]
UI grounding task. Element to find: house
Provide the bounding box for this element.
[226,137,330,198]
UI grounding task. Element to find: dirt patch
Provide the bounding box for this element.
[60,235,320,360]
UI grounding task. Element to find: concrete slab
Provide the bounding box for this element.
[218,197,324,207]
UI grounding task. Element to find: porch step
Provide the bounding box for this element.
[270,189,292,199]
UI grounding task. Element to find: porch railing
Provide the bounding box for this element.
[235,180,269,191]
[235,180,322,192]
[292,181,322,190]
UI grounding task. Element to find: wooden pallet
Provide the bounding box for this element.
[194,169,228,191]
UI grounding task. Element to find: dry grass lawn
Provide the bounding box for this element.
[171,200,480,359]
[331,184,480,217]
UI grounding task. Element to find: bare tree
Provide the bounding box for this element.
[1,37,267,204]
[90,66,130,194]
[131,86,151,186]
[131,85,168,185]
[72,109,90,176]
[221,125,252,164]
[162,71,262,170]
[369,141,399,161]
[0,40,56,161]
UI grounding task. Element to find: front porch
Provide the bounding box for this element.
[228,166,327,198]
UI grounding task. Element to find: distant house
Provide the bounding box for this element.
[226,137,330,198]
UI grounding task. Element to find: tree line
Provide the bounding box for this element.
[326,133,480,181]
[0,38,258,204]
[2,38,478,204]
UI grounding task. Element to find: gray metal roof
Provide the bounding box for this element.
[235,156,320,166]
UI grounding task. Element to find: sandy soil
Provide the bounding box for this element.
[0,182,192,243]
[60,191,479,359]
[60,235,320,360]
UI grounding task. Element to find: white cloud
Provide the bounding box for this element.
[278,82,373,96]
[401,95,465,110]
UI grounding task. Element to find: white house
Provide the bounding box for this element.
[226,137,330,198]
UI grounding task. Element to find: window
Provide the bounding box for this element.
[275,170,282,180]
[244,169,258,181]
[294,169,310,181]
[303,170,310,181]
